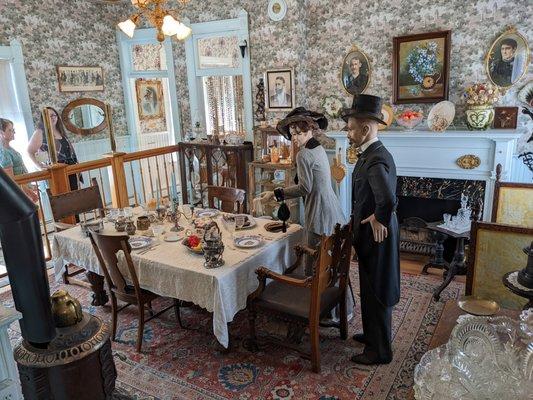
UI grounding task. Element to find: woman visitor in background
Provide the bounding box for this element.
[0,118,38,201]
[27,106,82,190]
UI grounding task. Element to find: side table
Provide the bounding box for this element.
[502,271,533,310]
[0,305,22,400]
[424,223,470,301]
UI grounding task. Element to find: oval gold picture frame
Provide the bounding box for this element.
[340,45,371,96]
[485,26,530,89]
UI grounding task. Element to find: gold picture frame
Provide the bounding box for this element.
[56,65,104,92]
[135,79,164,120]
[485,26,530,89]
[340,45,371,96]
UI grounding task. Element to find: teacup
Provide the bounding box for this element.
[137,215,151,231]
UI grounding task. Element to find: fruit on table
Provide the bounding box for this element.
[187,235,201,248]
[398,110,422,120]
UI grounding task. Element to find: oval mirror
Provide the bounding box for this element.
[62,98,107,135]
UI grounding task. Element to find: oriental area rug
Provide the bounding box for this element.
[2,267,463,400]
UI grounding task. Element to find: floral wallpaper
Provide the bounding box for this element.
[0,0,531,151]
[0,0,128,143]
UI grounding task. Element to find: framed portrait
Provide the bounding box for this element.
[493,106,518,129]
[56,66,104,92]
[340,45,371,96]
[392,30,451,104]
[486,27,530,89]
[265,68,295,112]
[135,79,164,120]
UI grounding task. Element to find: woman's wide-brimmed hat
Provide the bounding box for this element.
[276,107,328,140]
[340,94,387,125]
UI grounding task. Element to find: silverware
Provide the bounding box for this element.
[138,243,160,255]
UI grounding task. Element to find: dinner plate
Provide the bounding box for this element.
[129,236,153,250]
[234,235,263,248]
[164,233,181,242]
[378,104,394,131]
[195,209,220,218]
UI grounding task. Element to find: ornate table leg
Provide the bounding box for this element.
[433,237,466,301]
[86,271,109,306]
[422,231,447,274]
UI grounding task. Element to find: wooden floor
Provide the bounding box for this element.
[400,256,466,283]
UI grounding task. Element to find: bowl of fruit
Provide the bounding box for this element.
[182,234,204,254]
[396,109,423,130]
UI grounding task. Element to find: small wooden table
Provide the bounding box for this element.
[424,223,469,301]
[429,300,521,349]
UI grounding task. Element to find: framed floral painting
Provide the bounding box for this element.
[392,30,451,104]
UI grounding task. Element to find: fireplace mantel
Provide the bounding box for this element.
[327,129,522,221]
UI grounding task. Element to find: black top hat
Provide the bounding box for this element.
[340,94,387,125]
[276,107,328,140]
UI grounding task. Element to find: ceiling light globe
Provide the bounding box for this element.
[118,19,136,38]
[162,15,180,36]
[175,22,192,40]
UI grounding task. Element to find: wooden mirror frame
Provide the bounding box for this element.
[62,98,107,136]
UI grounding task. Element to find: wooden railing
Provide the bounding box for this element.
[1,145,182,280]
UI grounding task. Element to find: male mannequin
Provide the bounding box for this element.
[341,94,400,365]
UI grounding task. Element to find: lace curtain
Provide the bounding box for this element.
[202,75,244,137]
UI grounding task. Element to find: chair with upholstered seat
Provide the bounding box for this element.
[246,222,352,372]
[89,231,185,353]
[47,178,104,285]
[207,185,245,214]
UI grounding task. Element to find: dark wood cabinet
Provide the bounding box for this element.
[178,141,253,212]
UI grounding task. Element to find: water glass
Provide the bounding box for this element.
[443,213,451,225]
[151,222,165,239]
[234,214,246,230]
[123,207,133,218]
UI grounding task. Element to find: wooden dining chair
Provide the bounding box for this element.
[246,222,352,372]
[89,231,185,353]
[47,178,105,285]
[207,185,245,214]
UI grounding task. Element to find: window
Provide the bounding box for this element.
[185,10,253,140]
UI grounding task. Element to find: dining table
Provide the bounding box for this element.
[52,209,303,348]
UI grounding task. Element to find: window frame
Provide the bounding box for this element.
[184,10,253,140]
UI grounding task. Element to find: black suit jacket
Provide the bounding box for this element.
[351,140,400,307]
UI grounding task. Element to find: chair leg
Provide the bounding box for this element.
[136,304,145,353]
[110,294,118,341]
[244,304,259,352]
[309,319,321,373]
[63,264,70,284]
[173,299,185,329]
[339,292,348,340]
[147,300,154,317]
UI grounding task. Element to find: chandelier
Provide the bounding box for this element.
[118,0,192,42]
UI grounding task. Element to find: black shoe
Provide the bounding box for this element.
[352,333,367,344]
[350,352,392,365]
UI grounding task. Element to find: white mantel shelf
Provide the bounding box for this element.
[327,129,522,221]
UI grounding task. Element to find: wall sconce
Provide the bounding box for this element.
[239,39,248,58]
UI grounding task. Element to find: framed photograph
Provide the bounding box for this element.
[493,106,518,129]
[392,30,451,104]
[135,79,164,120]
[486,27,530,89]
[56,66,104,92]
[340,45,371,96]
[265,68,295,112]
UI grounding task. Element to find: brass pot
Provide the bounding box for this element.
[50,290,83,327]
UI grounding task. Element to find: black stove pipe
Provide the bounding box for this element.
[0,169,55,346]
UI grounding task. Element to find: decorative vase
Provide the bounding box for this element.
[465,105,494,130]
[51,290,83,327]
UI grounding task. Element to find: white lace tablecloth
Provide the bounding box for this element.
[52,216,303,347]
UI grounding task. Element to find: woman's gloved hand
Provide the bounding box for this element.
[259,191,275,203]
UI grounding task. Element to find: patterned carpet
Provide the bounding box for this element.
[2,266,463,400]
